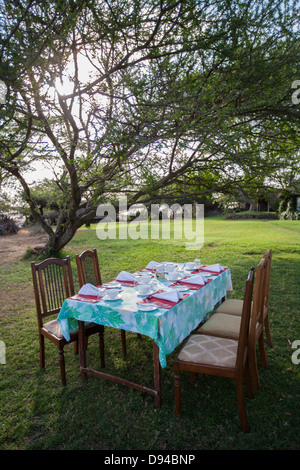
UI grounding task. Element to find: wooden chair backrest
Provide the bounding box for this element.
[249,257,268,342]
[236,267,255,370]
[31,256,75,326]
[75,248,102,288]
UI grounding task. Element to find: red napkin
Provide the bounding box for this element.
[142,265,178,272]
[171,278,212,290]
[197,266,228,275]
[139,290,189,308]
[115,280,136,287]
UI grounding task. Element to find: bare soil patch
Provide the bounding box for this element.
[0,226,47,317]
[0,226,48,265]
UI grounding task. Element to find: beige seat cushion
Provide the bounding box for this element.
[43,319,65,339]
[43,319,94,340]
[178,334,238,368]
[214,299,243,315]
[198,313,241,340]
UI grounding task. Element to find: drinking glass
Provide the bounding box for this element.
[97,287,106,301]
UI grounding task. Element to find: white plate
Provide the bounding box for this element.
[173,285,189,292]
[103,295,122,301]
[137,290,155,297]
[137,304,158,311]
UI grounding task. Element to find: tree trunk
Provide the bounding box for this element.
[42,224,78,254]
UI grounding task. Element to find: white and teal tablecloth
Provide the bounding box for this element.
[58,264,232,368]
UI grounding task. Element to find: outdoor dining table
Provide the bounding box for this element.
[57,262,232,407]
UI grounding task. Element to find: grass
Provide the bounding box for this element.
[0,217,300,450]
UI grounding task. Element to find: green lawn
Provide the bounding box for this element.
[0,217,299,450]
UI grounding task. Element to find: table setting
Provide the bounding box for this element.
[69,283,104,303]
[68,260,224,310]
[138,288,189,309]
[65,259,231,315]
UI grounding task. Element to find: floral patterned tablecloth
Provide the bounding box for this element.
[58,264,232,368]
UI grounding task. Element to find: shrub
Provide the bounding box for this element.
[226,210,278,220]
[279,200,300,220]
[0,214,19,235]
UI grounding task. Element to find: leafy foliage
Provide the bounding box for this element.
[279,199,300,220]
[0,0,299,251]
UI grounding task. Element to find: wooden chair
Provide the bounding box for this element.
[197,258,268,391]
[213,249,273,347]
[75,248,128,356]
[31,256,105,385]
[173,268,255,433]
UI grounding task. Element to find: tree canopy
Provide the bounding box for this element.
[0,0,299,252]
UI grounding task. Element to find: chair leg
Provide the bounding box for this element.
[173,362,182,417]
[235,375,250,433]
[58,347,67,386]
[121,329,127,356]
[249,343,261,391]
[74,340,79,355]
[39,334,45,369]
[258,333,268,369]
[99,326,105,368]
[264,316,273,348]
